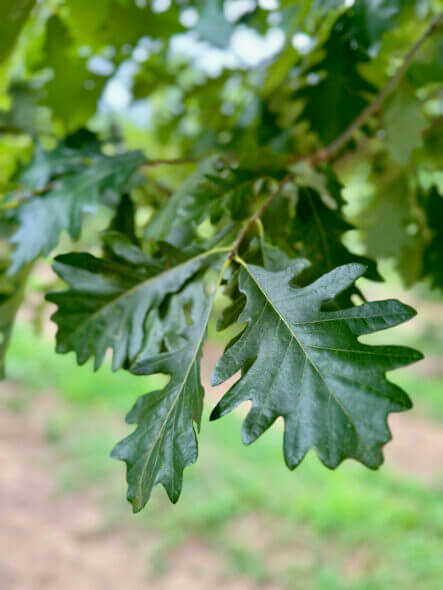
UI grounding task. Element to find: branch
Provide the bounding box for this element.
[230,13,442,258]
[143,157,200,167]
[304,12,443,165]
[140,12,442,177]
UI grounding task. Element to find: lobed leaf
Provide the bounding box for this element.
[111,279,218,511]
[290,186,382,298]
[295,14,376,145]
[211,260,422,470]
[145,158,286,248]
[47,238,228,371]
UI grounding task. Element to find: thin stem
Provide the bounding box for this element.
[302,12,443,165]
[230,174,294,258]
[229,13,442,258]
[143,157,200,167]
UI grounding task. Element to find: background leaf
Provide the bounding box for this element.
[9,146,144,274]
[0,0,36,64]
[383,82,427,164]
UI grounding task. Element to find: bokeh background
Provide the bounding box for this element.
[1,1,442,588]
[1,260,442,589]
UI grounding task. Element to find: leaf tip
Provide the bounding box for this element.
[209,405,221,421]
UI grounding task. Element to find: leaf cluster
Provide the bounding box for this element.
[0,0,440,510]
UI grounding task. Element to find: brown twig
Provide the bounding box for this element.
[302,12,443,165]
[143,157,200,167]
[230,13,442,258]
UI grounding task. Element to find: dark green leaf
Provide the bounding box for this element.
[211,260,421,469]
[347,0,403,54]
[112,279,218,511]
[144,158,221,246]
[16,137,89,192]
[145,159,285,248]
[47,240,227,371]
[296,14,376,145]
[421,186,443,290]
[290,186,382,287]
[106,193,138,246]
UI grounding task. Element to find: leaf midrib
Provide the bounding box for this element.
[237,258,358,433]
[134,256,230,508]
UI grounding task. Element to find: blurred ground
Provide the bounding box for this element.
[0,363,280,590]
[1,390,272,590]
[1,278,443,590]
[0,397,148,590]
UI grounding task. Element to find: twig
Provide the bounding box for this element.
[9,12,441,255]
[230,174,294,258]
[302,12,443,165]
[143,12,441,175]
[230,13,442,258]
[143,157,200,167]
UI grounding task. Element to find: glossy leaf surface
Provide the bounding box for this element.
[211,260,422,469]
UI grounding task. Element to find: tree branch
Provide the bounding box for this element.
[230,13,442,258]
[143,157,200,167]
[304,12,443,165]
[9,13,441,261]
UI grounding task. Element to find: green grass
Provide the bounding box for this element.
[3,322,443,590]
[394,373,443,421]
